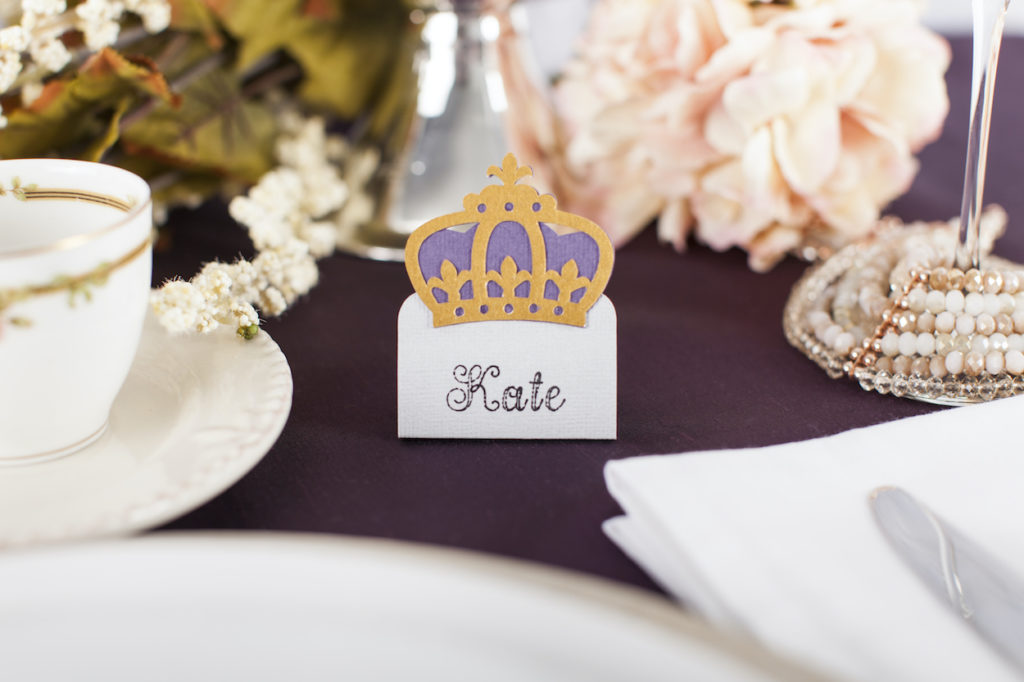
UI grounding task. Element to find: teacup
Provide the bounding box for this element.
[0,159,152,464]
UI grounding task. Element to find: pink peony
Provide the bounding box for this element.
[504,0,951,271]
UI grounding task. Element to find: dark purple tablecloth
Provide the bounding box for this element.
[157,37,1024,592]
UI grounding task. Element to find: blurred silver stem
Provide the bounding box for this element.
[957,0,1011,270]
[336,0,516,262]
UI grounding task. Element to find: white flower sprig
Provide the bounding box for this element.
[0,0,171,127]
[150,108,371,339]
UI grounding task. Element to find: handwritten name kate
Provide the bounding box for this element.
[446,364,565,413]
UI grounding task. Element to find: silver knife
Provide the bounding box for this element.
[870,486,1024,676]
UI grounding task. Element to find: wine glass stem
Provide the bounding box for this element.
[958,0,1011,271]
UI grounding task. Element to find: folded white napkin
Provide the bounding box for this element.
[605,395,1024,682]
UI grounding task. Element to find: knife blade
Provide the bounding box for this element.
[870,486,1024,675]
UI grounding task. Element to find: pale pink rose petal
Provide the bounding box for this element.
[708,0,753,39]
[854,35,950,149]
[704,99,747,155]
[721,67,810,133]
[696,26,772,83]
[747,224,804,273]
[656,197,693,251]
[771,97,841,195]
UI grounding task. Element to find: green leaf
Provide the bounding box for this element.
[197,0,419,121]
[83,96,133,162]
[120,65,276,184]
[0,49,179,161]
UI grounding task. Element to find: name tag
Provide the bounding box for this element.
[398,295,616,439]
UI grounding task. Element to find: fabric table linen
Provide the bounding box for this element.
[605,395,1024,682]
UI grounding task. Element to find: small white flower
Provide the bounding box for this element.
[150,281,204,334]
[124,0,170,33]
[153,109,373,335]
[0,51,22,92]
[29,38,71,72]
[22,0,66,15]
[0,26,29,51]
[20,79,43,105]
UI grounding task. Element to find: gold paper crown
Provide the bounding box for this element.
[405,154,614,327]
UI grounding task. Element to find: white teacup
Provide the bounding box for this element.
[0,159,152,464]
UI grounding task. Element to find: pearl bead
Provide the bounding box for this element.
[971,335,990,355]
[924,290,945,314]
[930,268,949,290]
[1014,311,1024,333]
[986,351,1005,374]
[976,313,996,336]
[1004,271,1021,294]
[896,311,917,333]
[953,334,972,354]
[945,290,965,314]
[834,332,855,355]
[881,332,900,357]
[917,312,936,333]
[999,293,1016,314]
[965,351,985,376]
[947,269,966,290]
[935,311,956,334]
[875,356,893,372]
[893,355,913,375]
[965,269,983,293]
[935,333,954,356]
[930,356,947,378]
[1007,350,1024,375]
[911,357,931,376]
[996,313,1014,335]
[899,332,918,357]
[807,311,830,329]
[1009,334,1024,351]
[906,287,926,313]
[984,293,1002,316]
[983,270,1004,294]
[945,350,965,374]
[1016,292,1024,310]
[822,324,842,347]
[990,332,1009,353]
[956,314,976,336]
[965,292,985,316]
[916,333,935,356]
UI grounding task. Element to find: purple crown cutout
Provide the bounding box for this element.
[404,154,614,328]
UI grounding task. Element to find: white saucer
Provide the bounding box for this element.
[0,533,826,681]
[0,314,292,547]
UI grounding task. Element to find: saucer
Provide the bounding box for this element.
[0,313,292,547]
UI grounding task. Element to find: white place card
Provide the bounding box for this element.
[397,154,617,440]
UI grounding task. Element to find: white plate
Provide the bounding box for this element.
[0,315,291,546]
[0,533,827,681]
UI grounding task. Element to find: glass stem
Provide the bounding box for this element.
[957,0,1011,271]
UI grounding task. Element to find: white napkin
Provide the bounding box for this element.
[605,395,1024,682]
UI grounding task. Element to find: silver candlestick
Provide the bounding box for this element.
[336,0,518,262]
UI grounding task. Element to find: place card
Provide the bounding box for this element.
[398,154,617,439]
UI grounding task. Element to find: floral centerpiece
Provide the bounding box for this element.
[508,0,952,271]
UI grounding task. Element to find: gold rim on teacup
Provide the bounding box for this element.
[0,185,151,260]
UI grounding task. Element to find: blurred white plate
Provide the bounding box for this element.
[0,315,291,546]
[0,533,827,681]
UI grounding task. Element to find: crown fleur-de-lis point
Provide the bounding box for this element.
[426,259,472,302]
[487,153,532,187]
[547,260,591,304]
[487,255,531,296]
